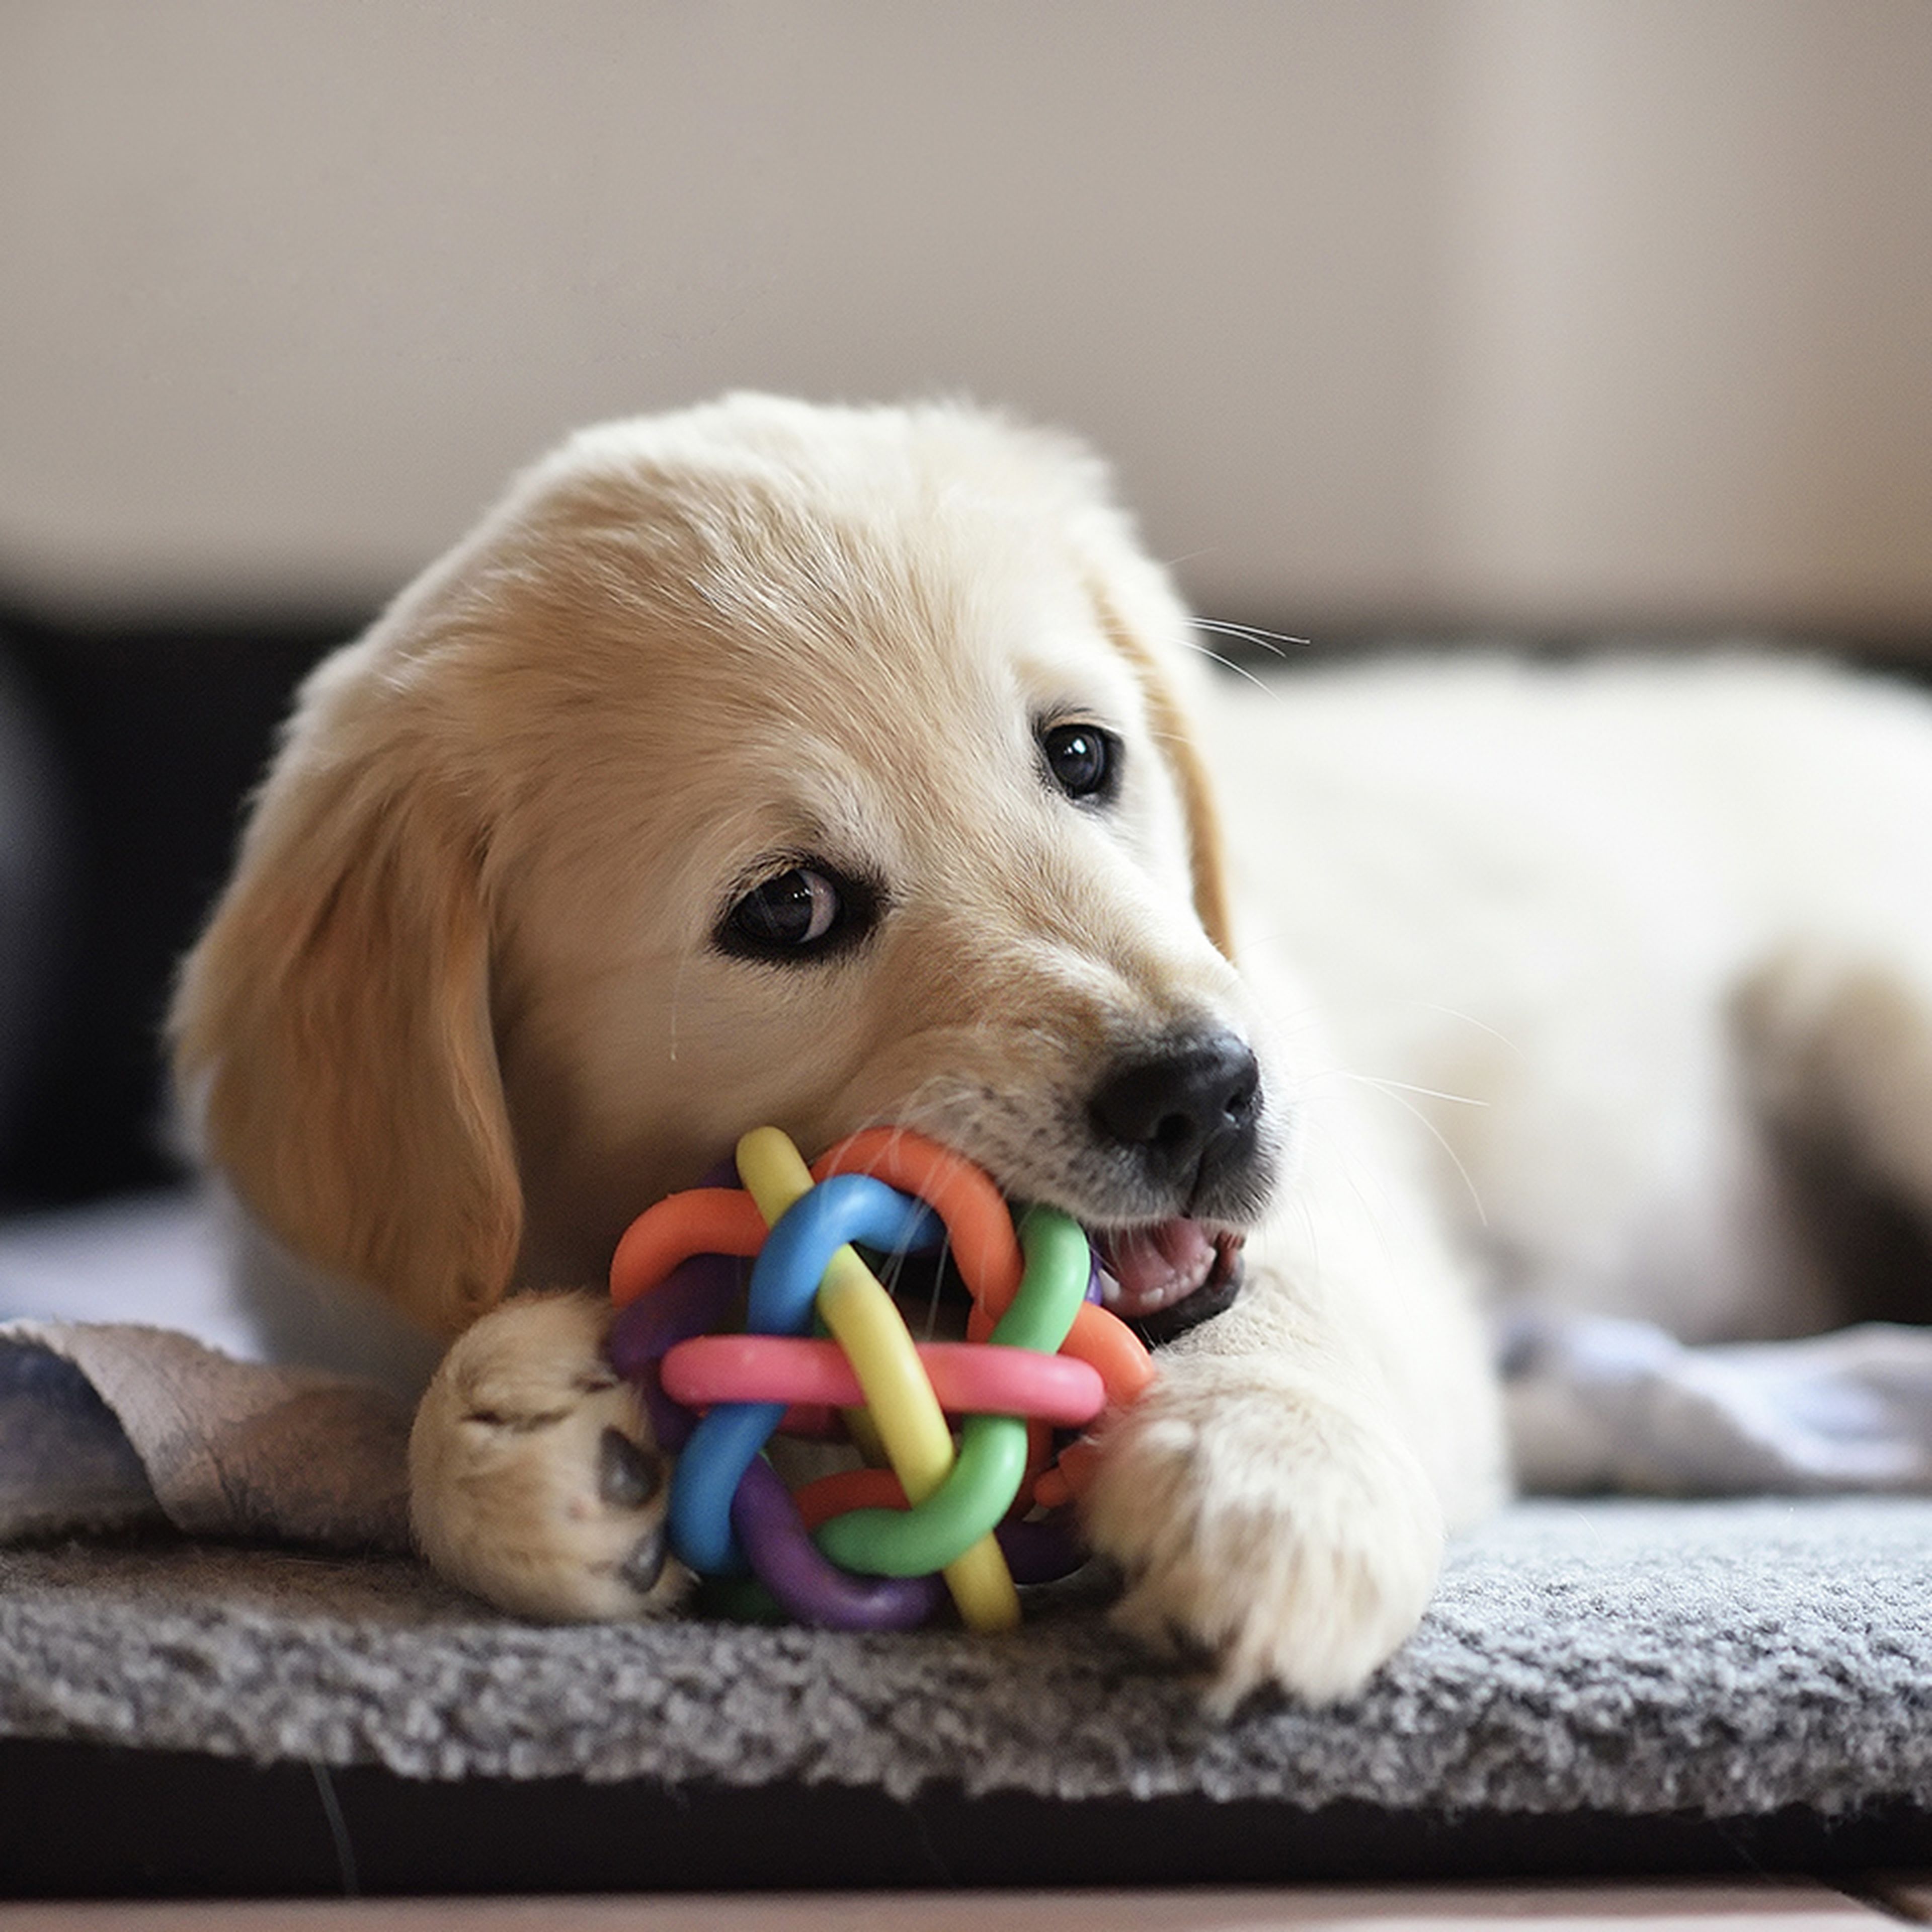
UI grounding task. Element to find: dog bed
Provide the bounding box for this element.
[4,1195,1932,1896]
[3,1495,1930,1896]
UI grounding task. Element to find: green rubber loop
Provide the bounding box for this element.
[816,1413,1029,1576]
[994,1206,1092,1351]
[814,1206,1090,1578]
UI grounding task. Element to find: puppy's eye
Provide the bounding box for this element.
[1041,722,1120,804]
[732,869,839,948]
[718,866,874,962]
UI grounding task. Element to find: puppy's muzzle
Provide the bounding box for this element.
[1089,1029,1264,1217]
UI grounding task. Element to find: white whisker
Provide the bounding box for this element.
[1339,1079,1489,1228]
[1195,622,1287,661]
[1193,616,1313,658]
[1419,1001,1525,1058]
[1185,642,1275,695]
[1351,1074,1488,1109]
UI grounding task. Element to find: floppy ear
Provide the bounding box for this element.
[171,737,522,1340]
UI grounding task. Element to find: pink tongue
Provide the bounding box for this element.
[1099,1219,1218,1318]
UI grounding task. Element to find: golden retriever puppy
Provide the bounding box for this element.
[178,395,1932,1703]
[171,394,1507,1704]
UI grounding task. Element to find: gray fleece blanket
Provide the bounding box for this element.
[3,1498,1929,1819]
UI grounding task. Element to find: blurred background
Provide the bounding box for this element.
[2,0,1929,1208]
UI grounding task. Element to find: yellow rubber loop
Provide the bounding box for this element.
[734,1128,1020,1632]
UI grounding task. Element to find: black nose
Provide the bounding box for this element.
[1088,1031,1262,1205]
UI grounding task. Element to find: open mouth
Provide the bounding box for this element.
[1093,1220,1247,1343]
[690,1143,1249,1346]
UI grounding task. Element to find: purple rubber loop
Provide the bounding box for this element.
[608,1252,742,1453]
[730,1456,943,1630]
[993,1512,1086,1585]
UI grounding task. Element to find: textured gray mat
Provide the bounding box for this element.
[4,1497,1930,1817]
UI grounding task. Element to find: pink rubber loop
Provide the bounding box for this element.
[661,1333,1106,1427]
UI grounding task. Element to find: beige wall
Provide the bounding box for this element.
[1,0,1927,635]
[1435,0,1932,634]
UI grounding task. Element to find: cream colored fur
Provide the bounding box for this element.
[173,395,1932,1706]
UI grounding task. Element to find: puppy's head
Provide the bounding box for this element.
[172,396,1282,1340]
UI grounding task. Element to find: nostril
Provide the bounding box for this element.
[1226,1068,1259,1124]
[1090,1032,1262,1157]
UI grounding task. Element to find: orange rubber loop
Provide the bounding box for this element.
[792,1466,909,1533]
[1019,1418,1053,1516]
[1028,1306,1156,1508]
[1060,1303,1158,1407]
[1033,1436,1103,1508]
[608,1186,769,1308]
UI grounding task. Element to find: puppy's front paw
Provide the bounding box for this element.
[409,1292,688,1621]
[1081,1366,1443,1711]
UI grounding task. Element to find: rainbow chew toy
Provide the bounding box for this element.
[606,1125,1155,1632]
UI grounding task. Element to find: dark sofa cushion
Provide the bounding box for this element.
[0,604,363,1206]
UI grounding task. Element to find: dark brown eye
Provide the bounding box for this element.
[1041,722,1119,803]
[717,865,877,963]
[732,868,838,946]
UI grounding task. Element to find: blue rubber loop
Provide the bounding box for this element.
[667,1173,941,1576]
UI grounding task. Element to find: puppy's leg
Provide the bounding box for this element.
[409,1291,688,1620]
[1083,1095,1507,1709]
